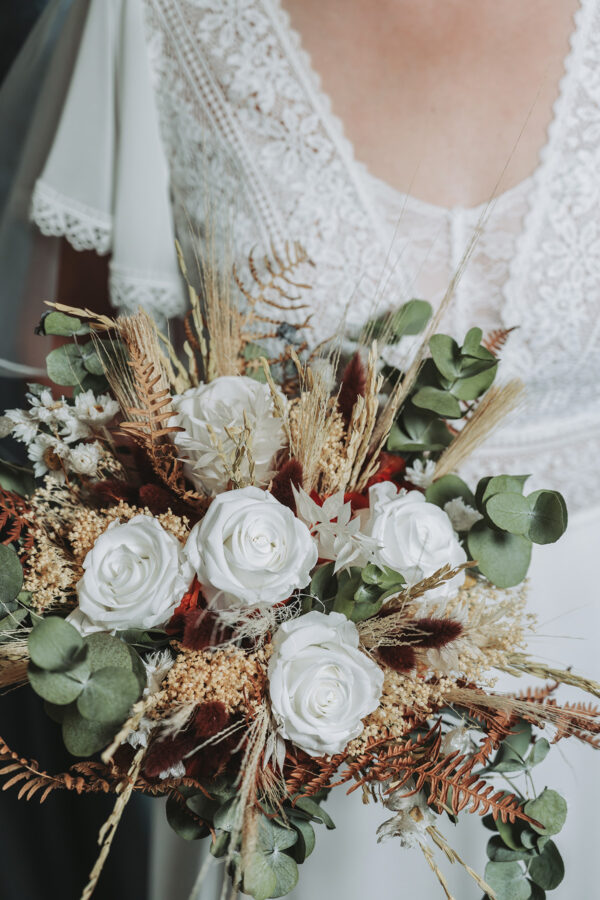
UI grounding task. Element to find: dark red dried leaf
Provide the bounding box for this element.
[192,701,229,739]
[338,353,366,424]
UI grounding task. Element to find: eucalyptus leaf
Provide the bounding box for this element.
[524,790,567,837]
[480,475,530,506]
[43,699,70,724]
[484,861,532,900]
[367,299,432,342]
[525,491,568,544]
[425,474,475,509]
[213,798,239,833]
[527,840,564,890]
[286,818,316,863]
[46,343,87,386]
[452,362,497,400]
[61,706,116,757]
[412,386,462,419]
[293,797,335,829]
[388,406,452,453]
[85,631,134,672]
[166,792,210,840]
[467,522,532,588]
[486,492,537,536]
[40,311,89,337]
[28,616,85,671]
[486,836,534,863]
[76,666,141,723]
[243,852,278,900]
[0,607,28,631]
[0,459,35,496]
[429,334,462,381]
[80,342,105,376]
[0,544,23,604]
[28,659,90,705]
[308,562,337,612]
[461,327,485,357]
[527,739,550,768]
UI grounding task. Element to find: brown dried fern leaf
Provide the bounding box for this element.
[0,736,113,802]
[483,327,517,356]
[0,487,33,558]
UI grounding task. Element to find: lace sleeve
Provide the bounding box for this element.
[29,0,185,319]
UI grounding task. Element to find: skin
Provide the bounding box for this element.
[282,0,580,207]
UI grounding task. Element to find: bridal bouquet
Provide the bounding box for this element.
[0,244,597,900]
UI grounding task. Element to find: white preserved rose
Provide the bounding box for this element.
[171,376,287,495]
[268,611,383,756]
[73,515,193,632]
[185,486,317,607]
[364,483,467,602]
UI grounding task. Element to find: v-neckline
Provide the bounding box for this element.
[272,0,587,216]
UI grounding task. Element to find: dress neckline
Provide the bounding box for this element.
[272,0,587,217]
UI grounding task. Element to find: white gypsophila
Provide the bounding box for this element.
[404,458,437,489]
[364,482,467,603]
[65,441,104,477]
[443,497,484,532]
[292,485,379,573]
[268,610,383,756]
[185,486,317,607]
[26,433,69,478]
[73,515,193,632]
[377,778,435,847]
[171,375,287,495]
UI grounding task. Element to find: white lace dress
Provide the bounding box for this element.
[18,0,600,896]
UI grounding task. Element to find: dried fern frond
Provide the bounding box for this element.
[483,327,518,357]
[0,486,33,558]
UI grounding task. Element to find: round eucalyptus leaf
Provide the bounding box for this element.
[0,544,23,604]
[128,646,148,693]
[293,796,336,829]
[61,706,116,757]
[528,840,564,890]
[28,616,85,671]
[390,299,433,337]
[46,343,86,387]
[166,793,210,841]
[495,816,525,851]
[452,362,497,401]
[486,492,532,535]
[243,851,278,900]
[467,522,532,588]
[481,474,530,505]
[412,386,462,419]
[80,343,105,376]
[527,738,550,768]
[43,699,70,724]
[258,816,298,853]
[28,660,89,705]
[85,631,134,672]
[461,326,485,357]
[525,491,568,545]
[524,790,567,836]
[486,836,533,863]
[76,666,141,723]
[213,798,239,833]
[527,883,546,900]
[41,312,89,337]
[425,474,476,510]
[484,861,532,900]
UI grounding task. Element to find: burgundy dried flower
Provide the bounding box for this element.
[144,732,196,778]
[338,353,366,424]
[413,617,463,650]
[270,459,304,511]
[378,644,416,672]
[192,701,229,739]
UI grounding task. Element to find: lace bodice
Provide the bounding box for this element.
[29,0,600,514]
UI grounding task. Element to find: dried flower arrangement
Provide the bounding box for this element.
[0,244,597,900]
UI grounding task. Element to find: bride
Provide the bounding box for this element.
[2,0,599,897]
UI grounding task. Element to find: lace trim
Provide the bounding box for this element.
[108,262,186,322]
[30,180,112,254]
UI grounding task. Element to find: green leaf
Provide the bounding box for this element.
[368,299,433,342]
[243,342,269,360]
[43,700,69,724]
[429,334,462,380]
[0,545,23,604]
[467,522,532,588]
[527,883,546,900]
[524,790,567,837]
[40,312,90,337]
[46,343,87,386]
[286,818,316,863]
[489,721,532,772]
[480,475,530,506]
[412,386,462,419]
[496,816,526,852]
[486,492,533,535]
[85,632,135,673]
[308,562,337,612]
[527,840,564,891]
[80,343,105,376]
[486,836,534,863]
[293,797,335,829]
[166,792,210,840]
[76,667,141,723]
[525,491,568,545]
[28,616,85,672]
[461,327,485,357]
[243,852,278,900]
[28,659,90,705]
[61,706,116,757]
[388,406,452,453]
[0,607,28,631]
[128,646,148,693]
[425,474,476,510]
[0,459,35,496]
[484,861,532,900]
[210,832,230,858]
[186,792,221,822]
[361,565,405,592]
[243,817,300,899]
[213,798,239,833]
[452,362,497,401]
[527,739,550,768]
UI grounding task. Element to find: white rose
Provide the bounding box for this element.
[74,515,193,631]
[268,611,383,756]
[172,376,287,495]
[185,486,317,607]
[364,482,467,602]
